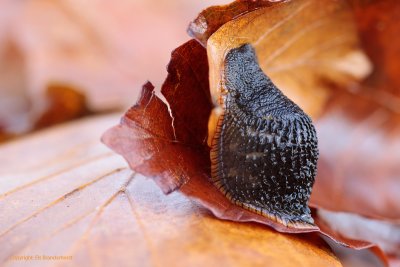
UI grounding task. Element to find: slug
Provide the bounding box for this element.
[208,44,319,227]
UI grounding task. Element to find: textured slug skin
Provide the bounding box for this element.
[209,44,319,227]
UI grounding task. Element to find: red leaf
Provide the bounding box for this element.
[103,40,319,233]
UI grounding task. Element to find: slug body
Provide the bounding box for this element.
[209,44,318,226]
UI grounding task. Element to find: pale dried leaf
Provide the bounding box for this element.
[207,0,371,118]
[0,114,341,267]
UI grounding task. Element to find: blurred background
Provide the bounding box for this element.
[0,1,397,266]
[0,0,230,138]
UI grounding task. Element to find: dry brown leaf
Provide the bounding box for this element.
[103,40,321,233]
[187,0,276,46]
[194,0,400,225]
[310,0,400,222]
[103,37,390,264]
[104,0,400,264]
[207,0,371,119]
[0,114,341,267]
[34,83,89,130]
[317,210,400,257]
[190,0,400,260]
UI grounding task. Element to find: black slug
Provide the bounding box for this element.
[209,44,319,227]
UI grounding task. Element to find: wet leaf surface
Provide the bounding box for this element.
[0,114,341,267]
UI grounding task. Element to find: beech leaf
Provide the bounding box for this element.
[0,115,341,267]
[103,40,316,233]
[103,0,400,265]
[192,0,400,262]
[206,0,371,119]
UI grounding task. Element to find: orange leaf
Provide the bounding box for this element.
[206,0,371,119]
[0,114,341,267]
